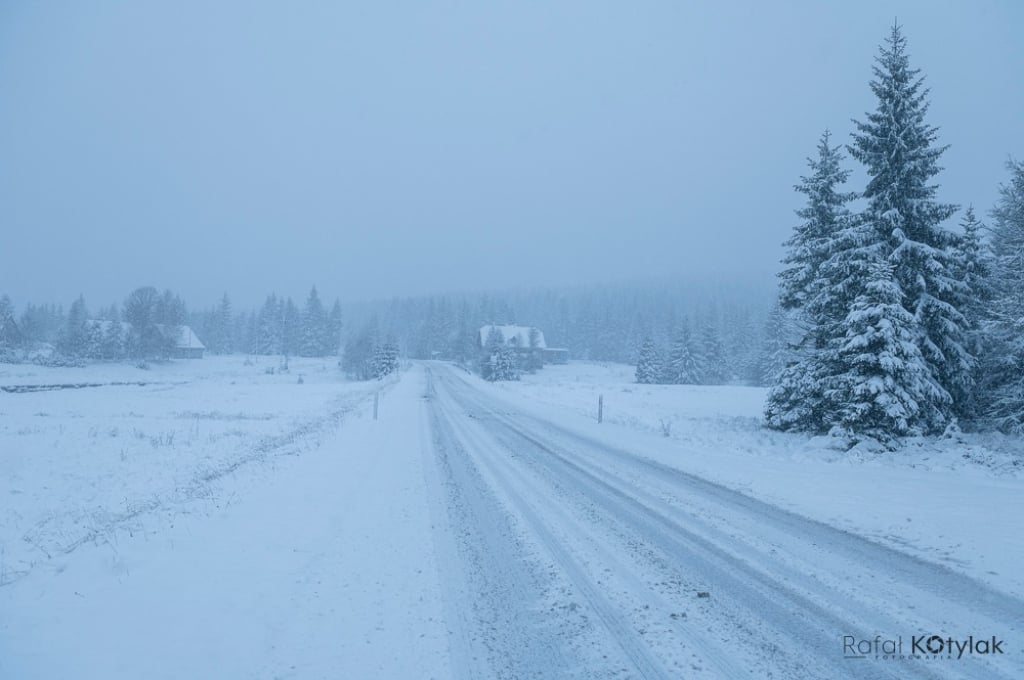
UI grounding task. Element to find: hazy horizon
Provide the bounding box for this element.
[2,1,1021,309]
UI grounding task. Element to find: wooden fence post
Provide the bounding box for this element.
[598,394,603,424]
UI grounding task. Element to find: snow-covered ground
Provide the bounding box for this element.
[2,358,1021,678]
[1,358,447,679]
[483,361,1024,598]
[0,356,378,585]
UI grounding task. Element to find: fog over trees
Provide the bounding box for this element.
[0,18,1020,447]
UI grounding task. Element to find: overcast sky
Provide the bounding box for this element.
[1,1,1021,309]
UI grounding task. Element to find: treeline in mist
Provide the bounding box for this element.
[0,279,776,385]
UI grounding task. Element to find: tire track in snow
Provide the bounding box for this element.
[430,374,676,679]
[421,372,576,679]
[433,364,1018,680]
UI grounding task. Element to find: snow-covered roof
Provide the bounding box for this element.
[161,324,205,350]
[479,324,546,349]
[87,320,205,350]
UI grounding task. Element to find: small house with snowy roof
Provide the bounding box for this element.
[478,324,569,365]
[158,324,206,359]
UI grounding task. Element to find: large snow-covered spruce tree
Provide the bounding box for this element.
[758,302,796,388]
[765,131,854,431]
[848,24,971,433]
[829,259,944,443]
[777,130,855,325]
[769,25,976,441]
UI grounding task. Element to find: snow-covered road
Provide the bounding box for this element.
[3,362,1020,678]
[422,363,1022,679]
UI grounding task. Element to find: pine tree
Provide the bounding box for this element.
[758,302,795,388]
[256,294,281,355]
[19,303,63,346]
[698,324,727,385]
[480,326,505,381]
[100,318,125,360]
[952,206,994,423]
[280,298,300,358]
[848,23,970,433]
[327,300,343,356]
[829,260,944,444]
[984,160,1024,432]
[766,131,856,430]
[13,302,39,347]
[215,293,233,354]
[372,338,401,379]
[371,344,385,378]
[525,327,544,372]
[956,207,993,330]
[0,295,20,355]
[635,337,661,384]
[300,286,326,357]
[483,343,520,382]
[779,130,856,323]
[59,295,89,357]
[241,311,257,355]
[478,326,520,381]
[83,319,104,359]
[729,308,763,384]
[664,322,701,384]
[156,289,186,326]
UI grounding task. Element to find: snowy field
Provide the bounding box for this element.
[483,362,1024,598]
[2,358,442,679]
[0,356,381,585]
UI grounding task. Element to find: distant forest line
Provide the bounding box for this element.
[0,277,776,384]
